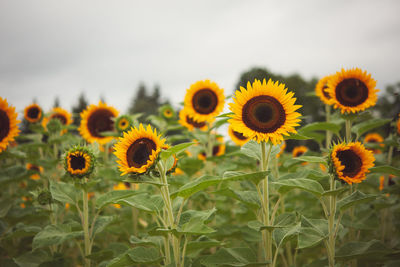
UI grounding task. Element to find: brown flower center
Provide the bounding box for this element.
[232,130,248,140]
[186,116,206,128]
[70,155,86,170]
[366,138,378,143]
[336,78,368,107]
[295,151,305,157]
[29,165,40,172]
[337,149,362,178]
[87,109,115,138]
[27,107,40,119]
[126,138,156,168]
[322,85,331,99]
[51,114,67,124]
[192,89,218,115]
[124,182,131,188]
[242,95,286,133]
[212,145,221,156]
[0,110,10,142]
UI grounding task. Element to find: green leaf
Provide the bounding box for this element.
[351,118,391,137]
[50,180,79,205]
[92,216,116,237]
[284,132,312,140]
[171,171,268,199]
[117,193,163,213]
[322,186,348,197]
[96,190,139,210]
[292,156,327,165]
[107,247,163,267]
[299,122,342,135]
[129,235,161,247]
[178,157,204,177]
[297,217,328,249]
[86,250,114,263]
[273,223,301,249]
[186,236,221,256]
[177,208,216,235]
[32,224,83,250]
[272,178,324,197]
[370,165,400,177]
[215,188,260,208]
[337,191,376,212]
[240,140,261,161]
[216,112,234,118]
[201,247,269,266]
[0,201,12,218]
[336,239,396,260]
[160,142,194,160]
[13,250,50,267]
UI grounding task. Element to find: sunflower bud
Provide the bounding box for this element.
[159,105,176,120]
[38,190,53,205]
[64,146,96,178]
[115,115,133,133]
[47,118,63,134]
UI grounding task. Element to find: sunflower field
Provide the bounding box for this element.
[1,68,400,267]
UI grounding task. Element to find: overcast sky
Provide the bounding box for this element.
[1,0,399,116]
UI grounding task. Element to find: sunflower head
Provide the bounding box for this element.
[0,97,20,153]
[229,79,302,145]
[198,137,226,160]
[184,80,225,122]
[113,124,166,175]
[64,146,96,178]
[79,101,119,145]
[159,105,176,120]
[26,163,44,180]
[327,68,379,114]
[364,133,384,154]
[315,75,334,105]
[115,115,133,133]
[179,108,208,131]
[292,146,308,157]
[50,107,72,125]
[228,124,250,146]
[24,103,43,123]
[329,142,375,185]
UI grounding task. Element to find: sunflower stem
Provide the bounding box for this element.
[345,119,352,142]
[157,162,181,267]
[325,104,332,149]
[327,174,337,267]
[260,141,273,264]
[82,185,91,267]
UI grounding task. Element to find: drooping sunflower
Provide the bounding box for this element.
[26,163,44,180]
[198,137,226,160]
[24,103,43,123]
[79,101,119,145]
[229,79,302,144]
[330,142,375,185]
[0,97,20,153]
[315,75,333,105]
[327,68,379,114]
[184,80,225,122]
[159,105,176,120]
[113,124,166,175]
[228,124,250,146]
[64,146,96,178]
[364,133,384,154]
[179,108,208,131]
[115,115,133,133]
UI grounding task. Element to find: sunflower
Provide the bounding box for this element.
[277,141,286,158]
[42,107,72,133]
[159,105,176,120]
[198,137,226,160]
[327,68,379,114]
[228,124,250,146]
[26,163,44,180]
[115,115,133,133]
[64,146,95,178]
[315,75,333,105]
[0,97,20,153]
[179,108,208,131]
[24,103,42,123]
[292,146,308,157]
[184,80,225,122]
[79,101,119,145]
[364,133,384,154]
[113,124,166,175]
[330,142,375,185]
[229,79,302,144]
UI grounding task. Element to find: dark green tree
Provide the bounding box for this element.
[128,83,167,117]
[72,93,89,126]
[376,82,400,135]
[53,97,60,108]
